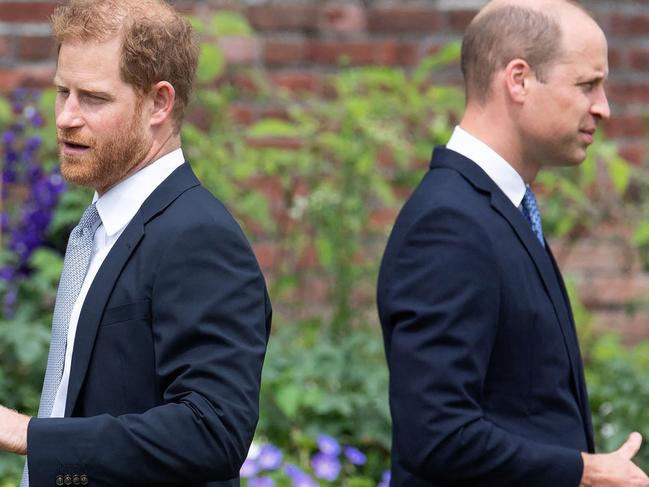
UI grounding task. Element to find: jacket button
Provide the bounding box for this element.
[56,476,64,486]
[80,474,89,485]
[64,474,73,485]
[72,474,80,485]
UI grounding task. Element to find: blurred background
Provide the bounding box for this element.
[2,0,649,485]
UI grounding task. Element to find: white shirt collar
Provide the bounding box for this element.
[94,148,186,236]
[446,126,526,207]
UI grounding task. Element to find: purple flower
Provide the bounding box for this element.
[284,464,318,487]
[24,135,42,153]
[257,444,283,471]
[311,452,341,482]
[344,446,366,466]
[240,458,259,478]
[249,477,275,487]
[2,130,15,145]
[377,470,391,487]
[30,112,45,127]
[316,434,341,456]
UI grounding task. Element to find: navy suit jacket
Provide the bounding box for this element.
[377,147,593,486]
[27,163,271,486]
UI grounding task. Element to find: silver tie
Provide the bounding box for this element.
[21,203,101,487]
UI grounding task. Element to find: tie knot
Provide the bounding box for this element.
[72,203,101,241]
[522,186,540,217]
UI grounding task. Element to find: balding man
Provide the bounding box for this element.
[0,1,271,486]
[377,1,648,485]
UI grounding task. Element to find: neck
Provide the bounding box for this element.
[460,104,539,184]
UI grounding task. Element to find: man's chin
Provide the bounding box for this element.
[60,159,97,188]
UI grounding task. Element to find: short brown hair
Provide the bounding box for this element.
[461,4,570,104]
[51,0,198,132]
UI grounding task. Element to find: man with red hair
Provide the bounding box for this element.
[0,1,271,486]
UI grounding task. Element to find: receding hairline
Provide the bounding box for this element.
[52,0,179,45]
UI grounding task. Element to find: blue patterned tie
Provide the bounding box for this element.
[521,185,545,248]
[21,203,101,487]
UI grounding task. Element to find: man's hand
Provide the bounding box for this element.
[0,405,30,455]
[580,432,649,487]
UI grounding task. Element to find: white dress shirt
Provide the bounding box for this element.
[446,126,526,208]
[50,148,186,417]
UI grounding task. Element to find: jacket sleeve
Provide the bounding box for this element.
[27,220,271,486]
[381,205,583,486]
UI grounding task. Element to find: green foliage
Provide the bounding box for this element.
[2,8,649,486]
[537,132,632,239]
[259,322,390,454]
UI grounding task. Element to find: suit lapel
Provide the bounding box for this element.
[65,163,201,416]
[431,147,586,416]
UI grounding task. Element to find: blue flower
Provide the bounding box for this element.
[311,452,341,482]
[377,470,391,487]
[257,444,283,471]
[316,434,341,456]
[344,445,366,466]
[249,476,275,487]
[240,458,259,478]
[284,464,318,487]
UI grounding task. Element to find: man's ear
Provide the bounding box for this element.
[504,58,533,104]
[148,81,175,127]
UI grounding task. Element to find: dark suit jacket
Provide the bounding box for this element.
[377,147,593,486]
[27,163,271,486]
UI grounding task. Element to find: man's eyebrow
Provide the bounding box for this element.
[52,82,115,99]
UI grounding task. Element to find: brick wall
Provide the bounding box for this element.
[2,0,649,341]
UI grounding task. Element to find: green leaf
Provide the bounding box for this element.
[632,222,649,247]
[0,97,11,125]
[413,41,461,84]
[608,156,631,194]
[275,384,301,418]
[209,11,253,36]
[196,43,225,83]
[247,119,300,138]
[186,15,206,34]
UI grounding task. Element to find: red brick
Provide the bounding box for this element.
[18,35,54,61]
[448,9,478,32]
[228,102,291,127]
[263,37,307,66]
[396,41,421,67]
[0,35,12,61]
[368,208,398,231]
[578,275,649,307]
[0,65,54,93]
[617,141,647,166]
[0,2,60,22]
[246,4,319,32]
[607,80,649,104]
[367,6,441,33]
[252,241,277,270]
[603,115,648,138]
[607,46,625,70]
[270,71,323,93]
[629,47,649,70]
[228,103,255,125]
[245,136,304,150]
[554,239,636,275]
[308,39,404,66]
[217,36,260,64]
[609,13,649,36]
[297,243,320,270]
[592,310,649,344]
[321,3,366,33]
